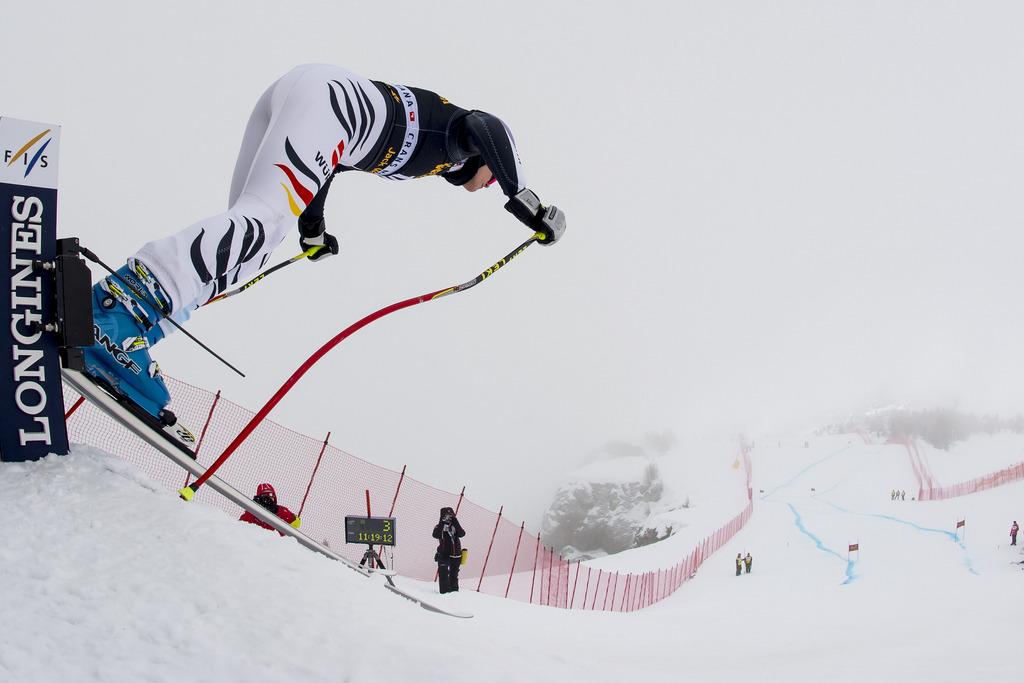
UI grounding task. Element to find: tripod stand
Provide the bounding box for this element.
[359,544,386,570]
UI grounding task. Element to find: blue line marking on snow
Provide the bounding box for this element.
[761,445,851,500]
[818,500,979,576]
[787,503,858,585]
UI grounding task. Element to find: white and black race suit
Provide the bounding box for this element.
[135,63,528,318]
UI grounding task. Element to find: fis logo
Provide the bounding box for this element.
[4,128,52,178]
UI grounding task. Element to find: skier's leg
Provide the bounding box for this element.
[86,65,377,416]
[450,558,461,592]
[82,259,174,418]
[438,563,451,594]
[228,80,274,207]
[136,64,382,316]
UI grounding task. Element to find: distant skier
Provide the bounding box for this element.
[1011,521,1019,546]
[239,482,301,535]
[744,552,753,574]
[81,63,566,423]
[735,554,743,576]
[433,507,466,594]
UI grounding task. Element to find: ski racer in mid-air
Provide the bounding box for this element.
[83,63,566,427]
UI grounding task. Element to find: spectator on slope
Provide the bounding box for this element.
[735,554,743,576]
[1011,521,1019,546]
[433,507,466,594]
[744,552,753,574]
[891,489,896,501]
[900,490,906,501]
[239,482,301,536]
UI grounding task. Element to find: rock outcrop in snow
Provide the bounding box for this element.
[541,435,690,560]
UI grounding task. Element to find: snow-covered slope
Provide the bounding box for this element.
[3,435,1022,682]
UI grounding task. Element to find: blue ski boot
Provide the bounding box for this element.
[83,259,174,421]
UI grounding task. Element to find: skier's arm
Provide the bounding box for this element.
[457,111,526,199]
[457,111,566,246]
[297,174,340,262]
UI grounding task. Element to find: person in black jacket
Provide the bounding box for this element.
[433,506,466,594]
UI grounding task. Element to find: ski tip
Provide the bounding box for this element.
[178,486,196,502]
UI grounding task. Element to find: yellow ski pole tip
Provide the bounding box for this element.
[178,487,195,501]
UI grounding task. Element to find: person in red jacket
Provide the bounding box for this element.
[239,482,301,536]
[1011,521,1019,546]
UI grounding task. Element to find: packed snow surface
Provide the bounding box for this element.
[2,435,1022,682]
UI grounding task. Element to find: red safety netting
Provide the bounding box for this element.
[888,436,1024,502]
[62,376,755,611]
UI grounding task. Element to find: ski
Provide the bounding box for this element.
[383,582,473,619]
[65,368,199,458]
[62,367,472,618]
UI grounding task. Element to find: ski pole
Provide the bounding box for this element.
[79,246,246,377]
[179,232,543,500]
[203,246,323,306]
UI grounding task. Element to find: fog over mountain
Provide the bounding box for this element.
[4,1,1024,523]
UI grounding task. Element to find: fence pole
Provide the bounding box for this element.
[557,557,565,610]
[386,464,406,517]
[589,569,601,610]
[453,485,466,515]
[297,431,331,517]
[582,566,593,610]
[618,574,630,611]
[569,561,581,609]
[605,573,617,611]
[505,521,526,599]
[64,395,85,420]
[529,534,541,604]
[559,555,566,608]
[364,489,380,569]
[546,546,554,606]
[562,556,569,608]
[182,390,222,489]
[476,505,504,592]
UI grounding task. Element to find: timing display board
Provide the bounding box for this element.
[344,516,396,546]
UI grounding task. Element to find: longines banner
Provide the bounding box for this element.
[0,116,68,461]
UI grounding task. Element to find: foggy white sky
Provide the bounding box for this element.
[4,1,1024,522]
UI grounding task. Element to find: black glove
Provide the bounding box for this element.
[298,216,339,262]
[504,189,566,246]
